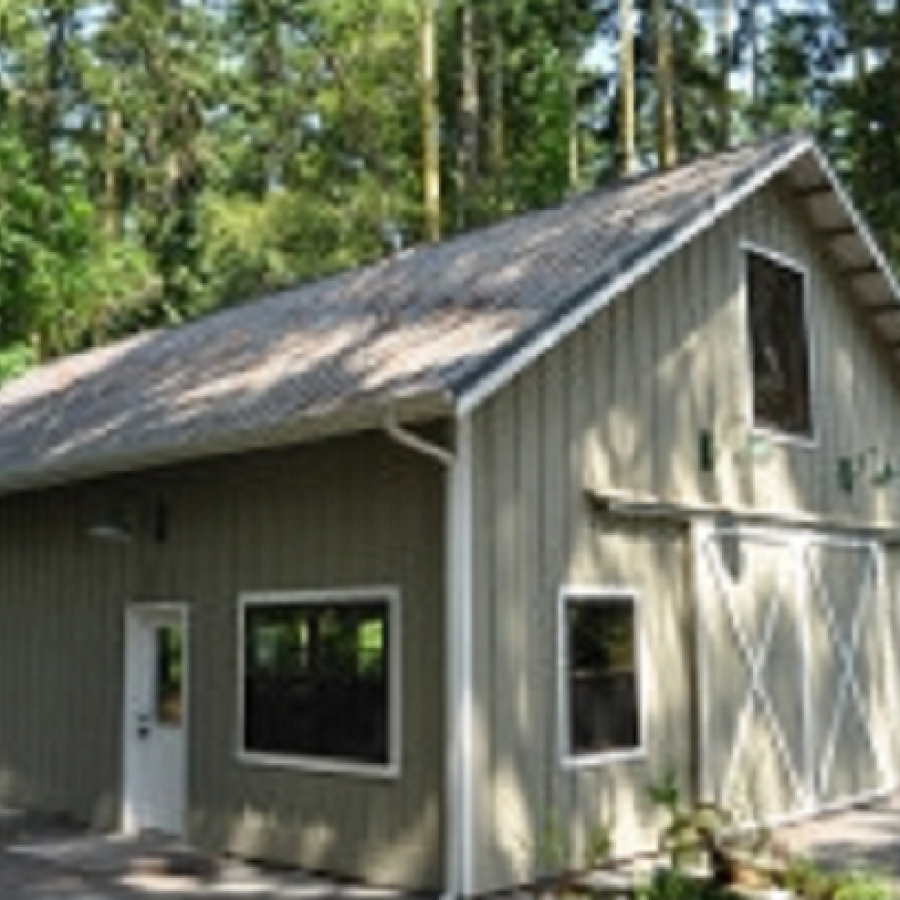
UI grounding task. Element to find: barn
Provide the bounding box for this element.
[0,133,898,896]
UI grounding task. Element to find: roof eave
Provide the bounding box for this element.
[0,389,454,498]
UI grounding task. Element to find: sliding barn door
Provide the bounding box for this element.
[697,527,894,823]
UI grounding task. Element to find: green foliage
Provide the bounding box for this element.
[0,344,38,384]
[0,0,898,380]
[783,857,893,900]
[639,867,735,900]
[0,118,152,360]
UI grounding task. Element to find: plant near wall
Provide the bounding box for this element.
[649,772,774,889]
[532,810,613,898]
[783,858,893,900]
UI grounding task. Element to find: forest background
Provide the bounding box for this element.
[0,0,895,379]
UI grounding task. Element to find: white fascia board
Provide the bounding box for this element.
[455,138,816,416]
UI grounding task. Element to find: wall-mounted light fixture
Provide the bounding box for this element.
[698,428,716,473]
[86,511,133,544]
[836,456,858,495]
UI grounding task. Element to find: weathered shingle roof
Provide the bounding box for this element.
[1,132,894,492]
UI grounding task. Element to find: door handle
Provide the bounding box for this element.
[137,713,151,739]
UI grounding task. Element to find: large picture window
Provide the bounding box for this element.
[746,249,813,438]
[240,591,397,773]
[561,592,642,764]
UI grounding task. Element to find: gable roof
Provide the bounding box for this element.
[1,133,898,493]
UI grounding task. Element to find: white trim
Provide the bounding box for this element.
[457,138,815,415]
[742,239,808,278]
[384,407,455,467]
[446,414,475,897]
[798,531,815,807]
[236,587,402,780]
[591,488,900,539]
[740,241,818,448]
[121,601,190,837]
[557,587,647,770]
[690,518,714,802]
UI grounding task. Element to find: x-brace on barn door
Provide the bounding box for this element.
[696,525,893,823]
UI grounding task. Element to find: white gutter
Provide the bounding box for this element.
[383,409,474,899]
[384,407,456,467]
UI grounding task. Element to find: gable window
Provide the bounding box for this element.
[240,590,398,774]
[746,249,813,438]
[561,591,642,765]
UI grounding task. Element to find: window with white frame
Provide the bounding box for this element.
[746,249,813,438]
[562,592,641,761]
[240,591,396,770]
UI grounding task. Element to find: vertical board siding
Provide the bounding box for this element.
[0,488,130,826]
[469,180,900,892]
[0,430,445,890]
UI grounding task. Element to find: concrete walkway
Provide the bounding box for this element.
[0,808,431,899]
[2,796,900,898]
[774,792,900,886]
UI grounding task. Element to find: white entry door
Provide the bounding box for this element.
[123,605,188,836]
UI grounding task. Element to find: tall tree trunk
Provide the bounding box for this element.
[718,0,733,149]
[749,0,761,121]
[561,0,580,190]
[421,0,441,241]
[40,4,70,187]
[104,106,122,238]
[619,0,637,174]
[851,0,868,85]
[653,0,677,168]
[487,0,505,216]
[456,0,479,228]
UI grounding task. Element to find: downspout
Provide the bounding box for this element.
[383,408,473,899]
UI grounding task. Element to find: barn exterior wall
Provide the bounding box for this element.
[469,178,900,892]
[0,430,446,890]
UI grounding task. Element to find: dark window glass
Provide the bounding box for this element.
[747,251,812,437]
[155,624,183,726]
[567,598,639,757]
[243,601,390,766]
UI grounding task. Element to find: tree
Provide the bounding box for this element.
[619,0,638,173]
[652,0,678,167]
[718,0,734,148]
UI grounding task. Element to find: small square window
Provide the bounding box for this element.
[562,593,641,762]
[746,250,813,438]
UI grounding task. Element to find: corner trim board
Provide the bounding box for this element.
[447,414,475,897]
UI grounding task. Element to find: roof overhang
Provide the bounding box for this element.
[0,389,453,498]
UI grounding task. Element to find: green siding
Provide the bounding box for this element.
[0,430,445,890]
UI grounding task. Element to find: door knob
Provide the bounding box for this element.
[137,713,151,739]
